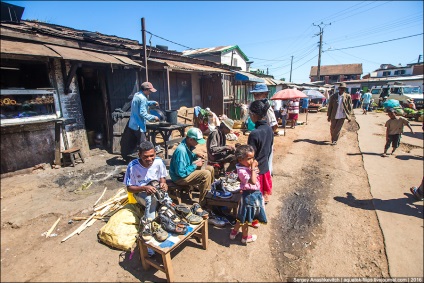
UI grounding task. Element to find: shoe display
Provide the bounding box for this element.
[175,204,203,225]
[211,180,233,199]
[208,218,225,227]
[151,221,168,242]
[191,203,209,219]
[158,210,187,235]
[241,234,257,244]
[139,217,153,241]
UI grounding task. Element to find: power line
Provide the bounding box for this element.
[325,33,423,52]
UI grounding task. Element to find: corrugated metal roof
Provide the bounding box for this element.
[111,55,142,67]
[148,58,232,73]
[46,44,126,65]
[344,74,424,84]
[182,45,249,62]
[310,63,363,76]
[1,39,61,58]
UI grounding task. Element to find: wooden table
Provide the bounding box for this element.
[146,123,191,159]
[204,191,242,218]
[138,220,208,282]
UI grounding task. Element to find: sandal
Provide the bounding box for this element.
[191,203,209,219]
[158,211,187,235]
[175,204,203,225]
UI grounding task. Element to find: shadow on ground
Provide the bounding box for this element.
[334,192,423,219]
[293,139,329,145]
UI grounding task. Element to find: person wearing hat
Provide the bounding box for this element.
[250,82,278,176]
[206,118,237,173]
[169,127,214,207]
[327,82,353,145]
[381,108,414,157]
[121,82,160,163]
[205,107,221,134]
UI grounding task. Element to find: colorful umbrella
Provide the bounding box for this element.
[270,88,308,100]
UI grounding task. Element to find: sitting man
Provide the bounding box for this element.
[123,140,171,220]
[169,127,214,207]
[206,118,237,173]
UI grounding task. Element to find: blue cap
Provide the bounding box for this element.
[250,83,269,93]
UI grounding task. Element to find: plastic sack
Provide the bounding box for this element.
[383,99,400,109]
[246,117,256,131]
[97,203,144,251]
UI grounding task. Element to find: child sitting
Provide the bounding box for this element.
[229,145,267,244]
[381,108,414,157]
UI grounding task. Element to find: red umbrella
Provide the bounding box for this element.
[270,88,308,100]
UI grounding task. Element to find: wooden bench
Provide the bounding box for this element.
[204,191,242,218]
[61,147,84,167]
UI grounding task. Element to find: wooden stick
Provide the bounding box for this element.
[72,216,108,221]
[93,195,127,211]
[61,213,95,242]
[46,217,61,238]
[93,187,107,206]
[93,188,126,209]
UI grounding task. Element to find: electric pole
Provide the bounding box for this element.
[289,56,294,82]
[141,18,148,81]
[313,22,331,81]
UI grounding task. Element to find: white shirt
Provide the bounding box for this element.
[123,157,167,187]
[266,107,278,127]
[335,94,346,119]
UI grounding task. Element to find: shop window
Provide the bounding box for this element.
[1,59,57,122]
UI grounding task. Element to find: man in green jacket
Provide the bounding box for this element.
[169,127,214,207]
[327,82,352,145]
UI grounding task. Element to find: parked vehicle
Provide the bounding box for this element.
[370,84,423,109]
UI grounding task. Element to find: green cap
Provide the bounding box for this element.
[186,128,206,144]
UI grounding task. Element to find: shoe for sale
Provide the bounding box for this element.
[229,229,239,240]
[139,217,153,241]
[151,221,168,242]
[241,234,257,244]
[175,204,203,225]
[208,218,225,227]
[158,210,187,235]
[191,203,209,219]
[211,180,233,199]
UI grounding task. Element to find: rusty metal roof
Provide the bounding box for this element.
[148,58,233,73]
[1,39,61,58]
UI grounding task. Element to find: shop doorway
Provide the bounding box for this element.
[77,67,110,149]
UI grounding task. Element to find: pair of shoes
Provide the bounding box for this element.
[151,221,168,242]
[174,204,203,225]
[241,234,257,244]
[191,203,209,219]
[139,217,153,241]
[211,180,233,199]
[229,229,239,240]
[250,220,260,228]
[158,209,188,235]
[208,218,226,227]
[410,187,424,201]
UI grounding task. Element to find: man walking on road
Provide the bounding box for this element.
[361,90,372,115]
[121,82,160,162]
[327,82,352,145]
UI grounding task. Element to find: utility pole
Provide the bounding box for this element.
[289,55,294,82]
[313,22,331,81]
[418,54,423,63]
[141,18,148,81]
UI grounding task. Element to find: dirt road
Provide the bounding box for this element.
[0,112,396,281]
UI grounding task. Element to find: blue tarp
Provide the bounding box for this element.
[234,71,265,83]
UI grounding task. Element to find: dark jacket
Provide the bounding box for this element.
[207,128,230,161]
[327,92,353,121]
[247,120,274,174]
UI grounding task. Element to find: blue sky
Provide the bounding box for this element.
[6,1,423,83]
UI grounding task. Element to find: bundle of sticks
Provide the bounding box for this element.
[61,187,128,243]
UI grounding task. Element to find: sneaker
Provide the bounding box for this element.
[191,203,209,219]
[175,204,203,225]
[241,234,257,244]
[158,210,187,235]
[151,221,169,242]
[410,187,424,201]
[229,229,239,240]
[208,218,225,227]
[139,217,153,241]
[250,220,260,228]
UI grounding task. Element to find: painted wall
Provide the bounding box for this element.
[375,67,413,77]
[221,50,247,71]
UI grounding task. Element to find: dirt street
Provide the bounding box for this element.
[3,111,416,282]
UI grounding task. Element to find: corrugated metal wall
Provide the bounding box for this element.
[200,73,224,115]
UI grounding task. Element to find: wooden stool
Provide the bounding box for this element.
[204,191,241,218]
[165,179,193,205]
[138,220,208,282]
[61,147,84,167]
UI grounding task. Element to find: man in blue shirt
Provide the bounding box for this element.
[121,82,159,162]
[170,127,214,207]
[361,90,372,115]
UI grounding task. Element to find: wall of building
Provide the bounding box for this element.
[221,50,247,71]
[192,72,201,106]
[376,68,413,77]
